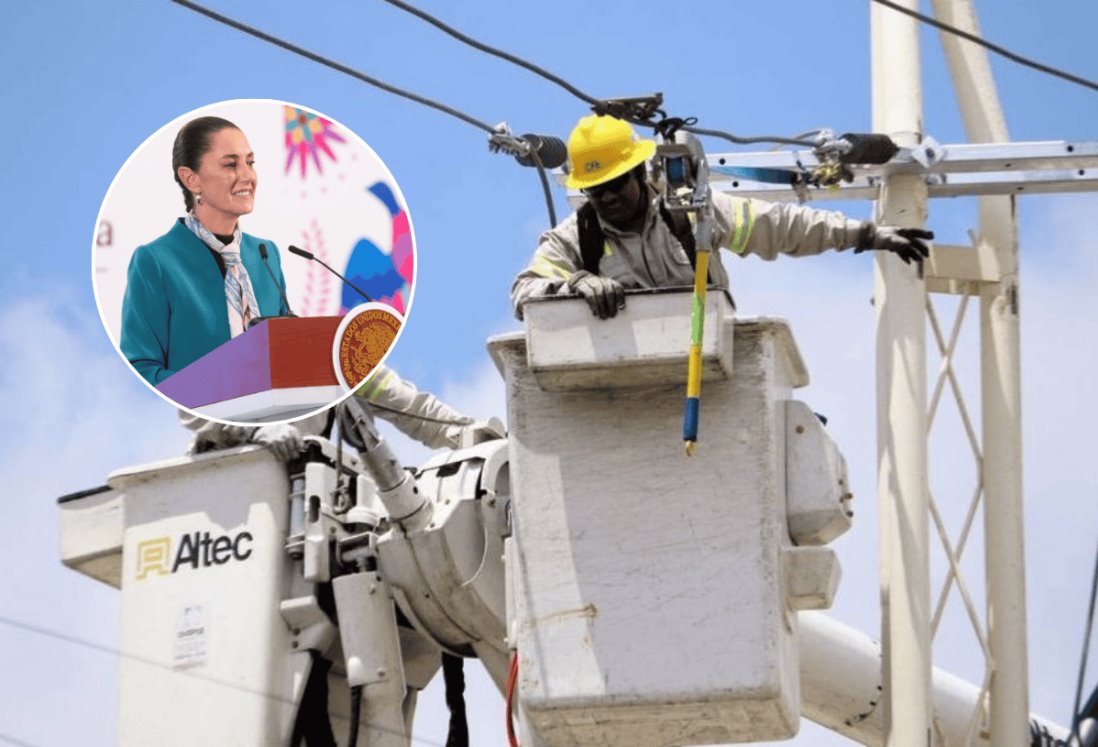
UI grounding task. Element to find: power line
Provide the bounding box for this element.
[381,0,599,107]
[0,613,446,746]
[174,0,819,156]
[170,0,497,134]
[171,0,563,227]
[1070,540,1098,744]
[870,0,1098,94]
[380,0,817,148]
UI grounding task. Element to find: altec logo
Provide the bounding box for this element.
[136,530,254,580]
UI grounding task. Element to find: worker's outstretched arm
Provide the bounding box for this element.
[356,365,482,450]
[711,192,929,264]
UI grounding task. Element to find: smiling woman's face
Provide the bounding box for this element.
[183,127,257,233]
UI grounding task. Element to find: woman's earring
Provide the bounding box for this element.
[195,192,202,205]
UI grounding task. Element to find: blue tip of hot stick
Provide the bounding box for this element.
[683,397,700,441]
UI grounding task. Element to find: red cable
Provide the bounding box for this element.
[505,651,520,747]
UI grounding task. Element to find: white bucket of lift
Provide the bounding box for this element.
[490,292,818,746]
[62,447,302,745]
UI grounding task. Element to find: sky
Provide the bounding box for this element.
[1,1,1097,745]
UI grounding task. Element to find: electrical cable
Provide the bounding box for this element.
[0,615,444,744]
[172,0,561,227]
[442,653,470,747]
[870,0,1098,94]
[347,685,363,747]
[682,124,814,148]
[170,0,496,134]
[505,651,520,747]
[291,652,337,747]
[381,0,599,107]
[377,0,819,149]
[1070,539,1098,745]
[0,731,35,747]
[527,145,558,226]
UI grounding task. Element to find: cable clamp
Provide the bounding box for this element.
[488,122,531,159]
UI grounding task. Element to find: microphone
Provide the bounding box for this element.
[288,245,374,303]
[258,243,297,317]
[514,134,568,169]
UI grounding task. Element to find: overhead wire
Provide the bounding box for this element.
[174,0,1098,163]
[0,614,446,746]
[380,0,819,148]
[171,0,562,226]
[0,731,35,747]
[1070,539,1098,745]
[380,0,599,107]
[526,146,558,226]
[170,0,496,134]
[172,0,853,174]
[870,0,1098,94]
[684,124,814,148]
[383,0,1098,148]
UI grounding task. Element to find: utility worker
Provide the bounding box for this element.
[511,114,932,320]
[183,363,495,458]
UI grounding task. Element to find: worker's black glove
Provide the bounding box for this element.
[567,270,626,319]
[855,224,934,265]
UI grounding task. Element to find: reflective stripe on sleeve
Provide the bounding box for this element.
[356,368,396,399]
[529,255,572,279]
[729,199,756,255]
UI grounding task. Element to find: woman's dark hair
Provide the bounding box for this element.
[171,116,240,212]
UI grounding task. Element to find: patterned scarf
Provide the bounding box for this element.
[184,214,261,337]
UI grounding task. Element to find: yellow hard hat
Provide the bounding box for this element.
[565,114,656,190]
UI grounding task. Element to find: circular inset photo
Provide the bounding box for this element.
[93,99,415,425]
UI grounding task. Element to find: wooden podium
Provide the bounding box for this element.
[157,317,344,422]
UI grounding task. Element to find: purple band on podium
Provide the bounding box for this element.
[158,317,343,416]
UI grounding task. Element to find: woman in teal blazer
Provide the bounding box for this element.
[121,117,289,385]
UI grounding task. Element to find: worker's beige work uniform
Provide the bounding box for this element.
[180,364,472,451]
[511,187,868,319]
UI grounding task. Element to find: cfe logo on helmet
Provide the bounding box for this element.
[565,114,656,191]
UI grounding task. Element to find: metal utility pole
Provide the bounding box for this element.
[705,2,1097,741]
[871,1,932,745]
[932,0,1030,742]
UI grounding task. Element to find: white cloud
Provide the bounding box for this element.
[0,294,187,746]
[440,360,508,424]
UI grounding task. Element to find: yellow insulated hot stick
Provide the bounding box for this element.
[683,249,710,456]
[657,128,714,456]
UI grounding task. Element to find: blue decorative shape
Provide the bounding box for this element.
[342,237,404,310]
[368,182,400,216]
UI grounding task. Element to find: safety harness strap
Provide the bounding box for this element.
[578,201,696,275]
